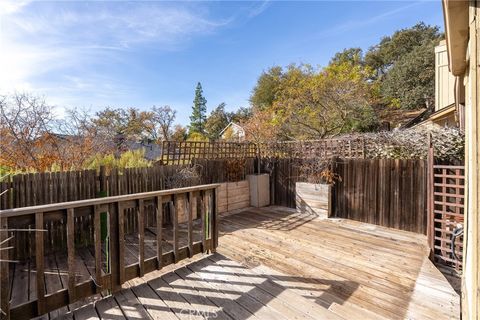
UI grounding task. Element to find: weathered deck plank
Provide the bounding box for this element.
[216,207,460,320]
[9,206,459,320]
[175,264,255,320]
[130,282,178,320]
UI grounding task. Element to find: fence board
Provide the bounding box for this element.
[1,160,252,210]
[332,159,428,234]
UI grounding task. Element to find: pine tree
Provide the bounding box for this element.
[189,82,207,134]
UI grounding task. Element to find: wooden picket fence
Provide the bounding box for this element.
[0,166,178,210]
[0,159,256,210]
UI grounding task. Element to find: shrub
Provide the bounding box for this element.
[84,149,152,171]
[362,126,464,162]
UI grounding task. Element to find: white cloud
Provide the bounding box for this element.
[248,1,271,18]
[0,0,31,16]
[0,1,230,109]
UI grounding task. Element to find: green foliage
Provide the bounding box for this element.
[266,63,378,139]
[365,22,441,72]
[249,21,444,140]
[189,82,207,135]
[84,154,117,171]
[381,42,436,109]
[250,66,283,110]
[117,149,152,168]
[330,48,363,66]
[204,103,252,140]
[230,106,253,123]
[84,149,152,171]
[187,131,208,141]
[0,166,11,178]
[205,102,230,140]
[364,22,442,109]
[0,166,26,178]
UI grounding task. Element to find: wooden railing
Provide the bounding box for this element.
[0,184,220,319]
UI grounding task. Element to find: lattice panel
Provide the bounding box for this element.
[159,139,366,165]
[259,138,365,159]
[160,141,257,165]
[432,165,465,271]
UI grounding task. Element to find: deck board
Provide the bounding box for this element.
[9,206,460,319]
[216,207,460,320]
[129,282,178,320]
[176,264,255,320]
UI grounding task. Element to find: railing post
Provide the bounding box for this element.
[155,196,163,269]
[201,190,207,253]
[1,183,222,318]
[66,208,76,302]
[117,203,125,286]
[172,195,179,262]
[94,205,103,293]
[0,217,10,320]
[109,202,121,292]
[35,213,46,316]
[187,192,194,258]
[137,199,145,277]
[426,134,435,259]
[212,187,219,252]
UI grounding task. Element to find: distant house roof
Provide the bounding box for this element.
[378,107,428,129]
[219,122,245,137]
[409,104,457,129]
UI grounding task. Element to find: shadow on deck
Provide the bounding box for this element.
[9,206,460,320]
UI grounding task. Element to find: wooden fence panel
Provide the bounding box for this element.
[262,157,426,231]
[331,159,428,234]
[262,158,300,208]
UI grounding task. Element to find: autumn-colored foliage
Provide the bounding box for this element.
[0,93,114,172]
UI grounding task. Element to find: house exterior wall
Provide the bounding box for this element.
[462,3,480,318]
[220,123,246,142]
[435,41,456,112]
[442,1,479,318]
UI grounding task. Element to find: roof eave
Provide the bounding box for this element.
[442,0,469,76]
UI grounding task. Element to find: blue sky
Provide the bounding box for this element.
[0,0,444,125]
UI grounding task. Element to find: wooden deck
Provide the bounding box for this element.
[13,206,460,319]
